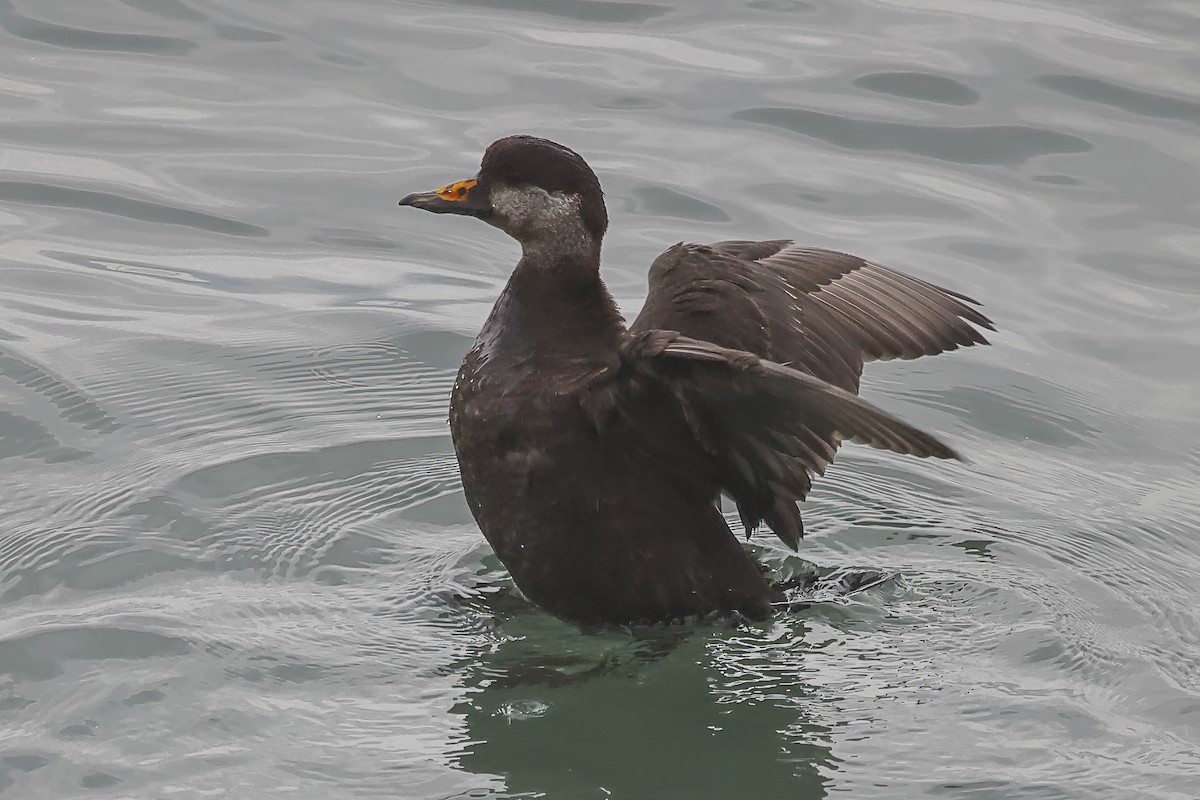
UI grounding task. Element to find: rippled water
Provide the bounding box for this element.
[2,0,1199,797]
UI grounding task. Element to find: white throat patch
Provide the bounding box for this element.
[488,184,595,262]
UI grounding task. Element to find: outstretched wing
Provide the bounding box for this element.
[632,240,993,393]
[619,330,961,549]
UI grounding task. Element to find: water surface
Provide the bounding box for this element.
[2,0,1199,797]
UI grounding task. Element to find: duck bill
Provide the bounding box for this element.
[398,177,489,217]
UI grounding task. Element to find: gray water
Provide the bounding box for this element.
[2,0,1199,797]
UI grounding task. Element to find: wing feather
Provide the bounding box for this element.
[625,238,991,549]
[633,240,993,392]
[622,331,960,550]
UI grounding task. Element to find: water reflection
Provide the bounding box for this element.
[453,611,833,798]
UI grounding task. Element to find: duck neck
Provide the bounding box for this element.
[517,230,603,271]
[486,237,624,365]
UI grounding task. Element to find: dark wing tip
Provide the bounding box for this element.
[916,434,964,462]
[835,412,964,462]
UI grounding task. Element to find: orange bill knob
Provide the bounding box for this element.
[399,177,489,217]
[435,179,478,202]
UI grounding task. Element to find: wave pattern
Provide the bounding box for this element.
[2,0,1200,797]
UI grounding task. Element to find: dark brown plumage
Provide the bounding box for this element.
[399,135,993,626]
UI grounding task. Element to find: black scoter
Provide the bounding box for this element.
[399,135,993,626]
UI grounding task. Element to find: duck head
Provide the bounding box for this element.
[399,135,608,257]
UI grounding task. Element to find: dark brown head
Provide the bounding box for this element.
[399,136,608,252]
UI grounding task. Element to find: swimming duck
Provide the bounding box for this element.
[399,135,992,626]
